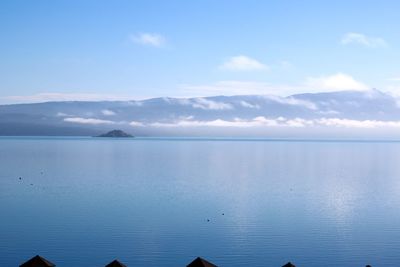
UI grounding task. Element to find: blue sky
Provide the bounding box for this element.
[1,0,400,103]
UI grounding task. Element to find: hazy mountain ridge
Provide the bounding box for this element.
[1,89,400,137]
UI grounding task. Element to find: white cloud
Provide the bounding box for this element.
[130,33,166,47]
[341,32,387,48]
[146,117,308,128]
[240,101,260,109]
[318,110,340,115]
[56,112,71,117]
[191,98,233,110]
[131,117,400,129]
[148,117,277,128]
[64,117,115,125]
[316,118,400,128]
[263,95,318,110]
[125,101,144,107]
[306,73,369,92]
[101,109,116,116]
[181,74,369,97]
[180,80,301,97]
[57,114,400,129]
[219,55,268,71]
[129,121,144,127]
[162,96,233,110]
[1,75,370,107]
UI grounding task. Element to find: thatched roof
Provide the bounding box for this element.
[19,255,55,267]
[105,259,127,267]
[187,257,217,267]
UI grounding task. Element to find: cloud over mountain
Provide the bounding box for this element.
[2,89,400,137]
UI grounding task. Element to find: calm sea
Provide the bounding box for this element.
[1,137,400,266]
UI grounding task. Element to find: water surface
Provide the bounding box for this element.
[1,137,400,266]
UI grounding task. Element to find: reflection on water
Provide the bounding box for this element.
[1,137,400,266]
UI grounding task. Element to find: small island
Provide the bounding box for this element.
[97,130,134,138]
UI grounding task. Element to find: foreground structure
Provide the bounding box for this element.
[187,257,217,267]
[105,259,127,267]
[19,255,373,267]
[19,255,55,267]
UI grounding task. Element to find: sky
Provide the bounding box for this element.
[1,0,400,103]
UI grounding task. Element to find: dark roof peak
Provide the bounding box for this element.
[282,262,296,267]
[105,259,127,267]
[187,257,218,267]
[20,255,56,267]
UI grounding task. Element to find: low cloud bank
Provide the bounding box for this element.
[64,116,400,129]
[142,117,400,128]
[64,117,115,125]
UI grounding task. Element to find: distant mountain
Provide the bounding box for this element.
[1,89,400,137]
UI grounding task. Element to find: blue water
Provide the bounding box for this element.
[1,137,400,266]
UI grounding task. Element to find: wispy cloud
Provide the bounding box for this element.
[129,121,144,127]
[134,117,400,129]
[239,101,260,109]
[263,95,318,110]
[317,118,400,128]
[147,117,284,128]
[161,97,233,110]
[56,112,71,117]
[306,73,369,92]
[64,117,116,125]
[219,55,268,71]
[101,109,116,116]
[340,32,387,48]
[130,33,166,47]
[181,73,369,97]
[1,74,370,106]
[190,98,233,110]
[0,93,142,104]
[180,80,298,97]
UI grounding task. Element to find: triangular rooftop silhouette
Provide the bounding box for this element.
[282,262,296,267]
[187,257,217,267]
[105,259,127,267]
[19,255,56,267]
